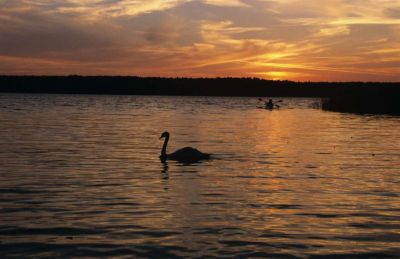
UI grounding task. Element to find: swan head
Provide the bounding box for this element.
[159,131,170,140]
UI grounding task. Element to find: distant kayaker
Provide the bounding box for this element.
[258,98,281,110]
[265,99,274,109]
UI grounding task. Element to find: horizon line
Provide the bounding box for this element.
[1,75,400,84]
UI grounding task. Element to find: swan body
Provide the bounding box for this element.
[159,132,211,163]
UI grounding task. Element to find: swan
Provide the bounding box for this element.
[159,131,211,163]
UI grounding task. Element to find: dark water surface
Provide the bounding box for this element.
[0,94,399,258]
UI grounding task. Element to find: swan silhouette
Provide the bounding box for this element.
[159,131,211,163]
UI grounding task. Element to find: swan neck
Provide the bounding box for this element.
[161,135,169,158]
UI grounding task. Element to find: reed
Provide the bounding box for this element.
[321,95,400,115]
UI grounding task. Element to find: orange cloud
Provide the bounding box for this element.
[1,0,400,81]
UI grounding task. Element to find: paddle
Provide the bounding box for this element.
[258,98,283,102]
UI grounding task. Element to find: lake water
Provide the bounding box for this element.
[0,94,399,258]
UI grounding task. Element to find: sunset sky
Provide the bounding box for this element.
[1,0,400,81]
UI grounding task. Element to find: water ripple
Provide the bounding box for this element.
[0,94,399,258]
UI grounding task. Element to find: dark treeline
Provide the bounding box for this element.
[1,75,399,97]
[1,75,399,114]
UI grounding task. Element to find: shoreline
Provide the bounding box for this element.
[1,76,399,115]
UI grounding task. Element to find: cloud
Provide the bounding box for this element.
[316,25,350,37]
[385,7,400,19]
[0,3,116,58]
[1,0,400,81]
[204,0,249,7]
